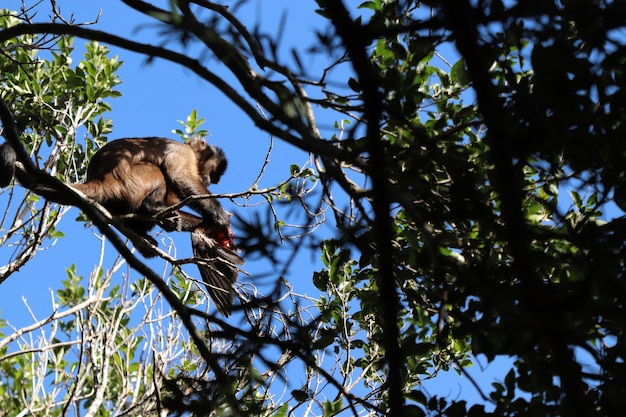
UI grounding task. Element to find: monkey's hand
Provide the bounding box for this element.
[211,208,232,230]
[200,210,235,249]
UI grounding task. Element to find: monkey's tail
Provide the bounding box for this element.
[0,142,88,205]
[0,143,16,187]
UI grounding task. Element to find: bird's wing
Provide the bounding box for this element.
[191,229,245,316]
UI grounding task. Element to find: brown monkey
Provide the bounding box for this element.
[1,137,243,315]
[14,138,227,247]
[73,137,230,232]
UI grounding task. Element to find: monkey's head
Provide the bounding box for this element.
[188,138,228,186]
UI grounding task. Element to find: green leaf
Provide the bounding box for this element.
[450,59,470,84]
[274,403,289,417]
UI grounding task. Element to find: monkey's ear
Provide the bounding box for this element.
[0,143,16,187]
[187,138,208,153]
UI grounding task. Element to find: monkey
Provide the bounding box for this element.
[1,136,243,315]
[2,137,228,243]
[74,137,230,233]
[1,137,229,229]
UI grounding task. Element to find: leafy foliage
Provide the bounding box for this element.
[0,0,626,416]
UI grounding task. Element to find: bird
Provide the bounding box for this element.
[191,226,244,316]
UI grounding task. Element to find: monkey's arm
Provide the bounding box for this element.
[162,148,231,229]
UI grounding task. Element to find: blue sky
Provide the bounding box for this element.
[0,0,514,410]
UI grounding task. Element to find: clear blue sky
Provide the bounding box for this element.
[0,0,513,410]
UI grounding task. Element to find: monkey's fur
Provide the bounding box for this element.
[0,137,243,315]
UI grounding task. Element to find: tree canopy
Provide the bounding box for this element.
[0,0,626,416]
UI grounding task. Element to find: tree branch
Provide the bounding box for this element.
[315,1,404,415]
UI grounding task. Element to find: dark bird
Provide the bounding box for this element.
[191,226,244,316]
